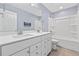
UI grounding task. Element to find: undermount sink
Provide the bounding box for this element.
[13,34,33,38]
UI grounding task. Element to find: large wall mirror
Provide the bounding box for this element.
[0,8,17,36]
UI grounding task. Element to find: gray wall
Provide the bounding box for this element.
[39,4,51,32]
[41,10,50,32]
[52,6,78,18]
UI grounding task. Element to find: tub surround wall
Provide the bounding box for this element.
[51,5,79,52]
[51,6,78,38]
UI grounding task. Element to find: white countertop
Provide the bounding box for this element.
[0,32,50,46]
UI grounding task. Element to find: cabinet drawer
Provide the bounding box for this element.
[1,39,31,56]
[41,45,47,56]
[41,41,47,56]
[41,40,47,50]
[42,51,47,56]
[42,35,47,41]
[31,36,42,45]
[12,48,30,56]
[47,41,52,54]
[30,42,41,52]
[30,48,41,56]
[42,40,47,46]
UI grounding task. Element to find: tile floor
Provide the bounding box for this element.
[49,46,79,56]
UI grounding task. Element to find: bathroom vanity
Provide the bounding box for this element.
[0,32,52,56]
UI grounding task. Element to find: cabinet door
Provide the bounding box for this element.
[47,40,52,54]
[12,48,30,56]
[41,41,47,56]
[41,39,52,56]
[2,39,31,56]
[30,48,41,56]
[30,42,41,53]
[46,34,52,54]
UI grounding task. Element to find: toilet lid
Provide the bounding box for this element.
[52,39,59,42]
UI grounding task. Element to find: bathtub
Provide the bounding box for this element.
[53,35,79,52]
[58,40,79,52]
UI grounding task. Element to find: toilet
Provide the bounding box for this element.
[52,39,59,50]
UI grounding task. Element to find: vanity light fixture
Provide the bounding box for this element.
[31,3,36,6]
[59,6,63,9]
[30,3,38,8]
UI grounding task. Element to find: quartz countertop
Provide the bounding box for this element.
[0,32,50,46]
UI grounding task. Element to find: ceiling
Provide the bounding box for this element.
[43,3,78,13]
[8,3,78,16]
[8,3,42,16]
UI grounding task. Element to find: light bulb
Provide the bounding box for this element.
[31,3,36,6]
[59,6,63,9]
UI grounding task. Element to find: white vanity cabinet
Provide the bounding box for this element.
[30,42,42,53]
[0,32,52,56]
[30,47,42,56]
[11,48,30,56]
[1,39,31,56]
[30,42,42,56]
[47,39,52,55]
[41,40,47,56]
[41,34,52,56]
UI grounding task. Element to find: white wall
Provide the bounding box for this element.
[54,18,71,37]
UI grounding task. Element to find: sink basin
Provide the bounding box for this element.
[13,34,33,38]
